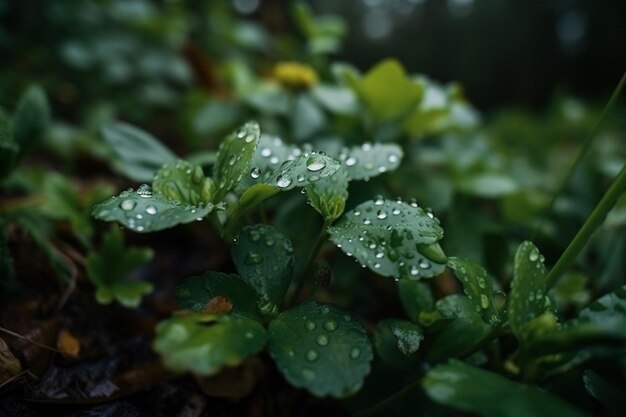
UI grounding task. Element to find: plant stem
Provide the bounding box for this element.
[532,69,626,240]
[286,219,331,307]
[545,163,626,289]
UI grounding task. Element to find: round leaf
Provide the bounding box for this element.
[154,313,267,376]
[175,271,261,320]
[266,151,341,191]
[91,185,214,233]
[268,301,373,398]
[338,143,403,181]
[374,319,423,368]
[447,257,500,325]
[328,198,446,279]
[231,225,295,315]
[153,160,214,205]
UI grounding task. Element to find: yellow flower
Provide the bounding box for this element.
[273,62,319,90]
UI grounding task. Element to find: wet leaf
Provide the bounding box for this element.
[328,199,446,279]
[350,59,422,121]
[154,313,266,376]
[12,85,50,158]
[267,301,373,398]
[231,225,294,315]
[508,241,549,342]
[213,121,260,201]
[175,271,262,321]
[427,295,491,362]
[423,360,590,417]
[338,143,403,181]
[447,257,499,325]
[85,227,153,308]
[152,160,214,205]
[92,185,214,233]
[397,280,434,324]
[373,319,423,368]
[266,151,341,191]
[305,168,349,221]
[102,122,177,182]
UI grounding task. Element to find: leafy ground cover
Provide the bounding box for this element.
[1,1,625,416]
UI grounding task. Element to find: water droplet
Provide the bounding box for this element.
[354,210,361,216]
[302,368,316,381]
[529,251,539,262]
[306,156,326,172]
[245,134,255,143]
[276,174,292,188]
[480,294,489,309]
[377,210,387,219]
[270,156,279,165]
[136,214,143,219]
[248,230,261,242]
[323,320,337,332]
[345,157,357,166]
[261,147,272,157]
[387,154,399,163]
[316,334,329,346]
[392,208,401,215]
[368,242,377,249]
[297,175,305,182]
[306,349,319,362]
[410,265,420,277]
[419,260,431,269]
[374,196,384,205]
[350,347,361,359]
[374,263,381,269]
[250,167,261,179]
[236,129,246,139]
[137,185,152,198]
[245,332,254,339]
[245,253,264,265]
[146,205,157,215]
[305,321,317,331]
[265,237,275,247]
[363,218,372,225]
[120,199,136,211]
[375,252,384,259]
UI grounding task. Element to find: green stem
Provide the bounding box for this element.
[545,163,626,289]
[532,69,626,240]
[286,219,331,307]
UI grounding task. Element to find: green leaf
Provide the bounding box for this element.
[154,313,267,376]
[508,241,549,342]
[351,59,422,121]
[578,284,626,323]
[258,151,342,192]
[459,173,519,199]
[175,271,261,321]
[267,301,373,398]
[328,198,446,280]
[292,93,326,141]
[398,280,434,325]
[92,185,214,233]
[0,111,18,180]
[447,257,500,325]
[373,319,423,368]
[423,360,590,417]
[102,122,177,182]
[311,85,358,115]
[338,143,403,181]
[427,295,492,362]
[152,160,214,205]
[305,168,348,221]
[12,85,50,158]
[583,370,626,416]
[231,225,294,315]
[213,121,260,201]
[85,227,153,308]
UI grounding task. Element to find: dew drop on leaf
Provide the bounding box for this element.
[245,253,264,265]
[306,349,319,362]
[146,205,157,215]
[345,157,357,166]
[276,174,292,188]
[306,156,326,172]
[120,199,136,211]
[305,321,317,330]
[250,167,261,179]
[350,347,361,359]
[323,320,337,332]
[316,334,329,346]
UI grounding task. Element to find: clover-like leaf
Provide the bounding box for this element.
[350,59,423,121]
[423,360,590,417]
[427,295,491,362]
[154,313,267,376]
[267,301,373,398]
[374,319,423,368]
[328,198,446,279]
[12,85,50,158]
[305,168,349,222]
[102,122,177,182]
[398,280,435,325]
[153,160,214,205]
[338,143,403,181]
[175,272,262,321]
[232,225,294,315]
[92,185,214,233]
[267,151,341,191]
[85,227,153,308]
[213,121,260,201]
[508,241,549,342]
[447,257,499,325]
